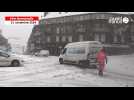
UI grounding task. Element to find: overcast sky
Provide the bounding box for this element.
[0,12,43,46]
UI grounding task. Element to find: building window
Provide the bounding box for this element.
[100,34,106,43]
[61,36,66,42]
[36,38,41,43]
[66,25,72,33]
[61,27,65,33]
[95,34,99,41]
[113,35,118,43]
[131,35,134,41]
[131,25,134,32]
[46,36,51,42]
[94,23,101,28]
[121,35,125,43]
[94,34,106,43]
[56,36,60,42]
[76,24,86,33]
[79,35,84,41]
[68,36,72,42]
[80,16,84,21]
[56,27,60,34]
[30,43,34,50]
[75,16,80,21]
[46,27,51,33]
[84,15,90,20]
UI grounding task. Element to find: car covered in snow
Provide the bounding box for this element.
[59,41,103,67]
[0,50,24,67]
[35,50,49,57]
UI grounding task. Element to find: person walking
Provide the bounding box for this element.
[96,48,108,76]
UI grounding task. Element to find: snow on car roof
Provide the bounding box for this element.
[44,12,134,19]
[66,41,102,47]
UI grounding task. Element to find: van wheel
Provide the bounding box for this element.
[79,61,90,67]
[59,58,63,64]
[78,61,83,66]
[11,60,20,67]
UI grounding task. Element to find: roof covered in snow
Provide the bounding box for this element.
[44,12,92,19]
[44,12,134,19]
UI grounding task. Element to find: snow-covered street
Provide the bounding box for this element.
[0,54,134,87]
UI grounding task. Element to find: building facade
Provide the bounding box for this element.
[0,32,11,52]
[27,12,134,55]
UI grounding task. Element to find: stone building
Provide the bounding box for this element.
[27,12,134,55]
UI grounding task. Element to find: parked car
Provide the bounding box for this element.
[59,41,103,67]
[35,50,49,57]
[34,52,40,56]
[0,50,24,67]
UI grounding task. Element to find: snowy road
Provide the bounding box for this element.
[0,55,134,87]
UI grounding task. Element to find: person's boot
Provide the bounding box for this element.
[98,71,101,76]
[100,71,103,76]
[98,70,103,76]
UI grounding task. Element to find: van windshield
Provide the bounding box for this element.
[62,48,67,54]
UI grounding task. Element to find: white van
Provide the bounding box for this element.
[59,41,103,67]
[35,50,49,57]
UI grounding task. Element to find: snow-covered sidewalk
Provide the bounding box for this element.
[106,54,134,78]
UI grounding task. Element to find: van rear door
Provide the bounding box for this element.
[88,45,102,65]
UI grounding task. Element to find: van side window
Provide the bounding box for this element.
[76,48,85,54]
[67,47,85,54]
[67,48,74,54]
